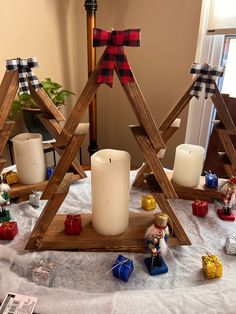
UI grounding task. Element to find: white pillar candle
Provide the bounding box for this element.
[172,144,205,187]
[91,149,130,236]
[12,133,46,184]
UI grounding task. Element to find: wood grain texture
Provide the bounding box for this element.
[25,173,73,250]
[41,133,87,199]
[55,55,104,148]
[38,115,87,178]
[29,84,65,122]
[28,212,182,252]
[146,174,191,245]
[0,157,6,173]
[159,77,198,131]
[117,68,165,152]
[132,163,151,188]
[166,172,226,202]
[9,174,82,198]
[211,82,235,131]
[0,121,15,155]
[130,126,177,199]
[216,128,236,168]
[0,70,19,130]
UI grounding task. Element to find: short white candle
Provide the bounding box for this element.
[91,149,130,236]
[12,133,46,184]
[172,144,205,187]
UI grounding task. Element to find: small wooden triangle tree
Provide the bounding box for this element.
[25,29,191,251]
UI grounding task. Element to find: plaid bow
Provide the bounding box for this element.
[93,28,140,87]
[190,63,224,99]
[5,57,42,94]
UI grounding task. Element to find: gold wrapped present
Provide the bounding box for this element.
[141,194,156,211]
[2,171,18,185]
[202,253,223,279]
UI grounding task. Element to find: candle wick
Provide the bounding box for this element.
[109,158,111,163]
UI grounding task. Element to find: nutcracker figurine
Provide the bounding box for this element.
[217,177,236,221]
[144,212,169,276]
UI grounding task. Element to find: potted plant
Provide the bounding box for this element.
[10,78,75,140]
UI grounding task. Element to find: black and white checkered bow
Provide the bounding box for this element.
[190,63,224,99]
[5,57,42,94]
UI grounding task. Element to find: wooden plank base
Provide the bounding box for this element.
[28,212,185,252]
[9,174,82,198]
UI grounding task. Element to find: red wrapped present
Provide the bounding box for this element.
[0,221,18,240]
[192,200,208,217]
[64,214,82,235]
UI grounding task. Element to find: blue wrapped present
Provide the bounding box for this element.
[205,171,218,188]
[112,255,134,282]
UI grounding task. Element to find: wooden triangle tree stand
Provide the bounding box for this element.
[0,69,87,200]
[133,78,235,202]
[25,53,191,252]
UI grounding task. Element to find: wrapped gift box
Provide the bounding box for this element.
[202,254,222,279]
[112,255,134,282]
[32,260,54,287]
[0,221,18,240]
[0,209,11,222]
[29,192,41,208]
[192,200,208,217]
[225,234,236,255]
[2,171,18,185]
[64,214,82,235]
[141,194,156,211]
[205,172,218,188]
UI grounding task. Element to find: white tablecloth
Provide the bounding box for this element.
[0,170,236,314]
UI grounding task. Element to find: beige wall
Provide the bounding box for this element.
[0,0,202,168]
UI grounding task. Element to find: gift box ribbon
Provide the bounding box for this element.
[93,28,140,87]
[190,63,224,99]
[5,57,42,94]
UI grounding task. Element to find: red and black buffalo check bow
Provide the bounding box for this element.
[5,57,42,95]
[93,28,140,87]
[190,63,224,99]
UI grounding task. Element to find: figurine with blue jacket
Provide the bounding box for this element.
[144,212,169,276]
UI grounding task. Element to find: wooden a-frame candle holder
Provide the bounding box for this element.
[0,66,87,200]
[23,32,191,251]
[133,73,234,202]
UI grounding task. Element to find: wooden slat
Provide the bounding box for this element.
[211,82,235,131]
[216,128,236,168]
[42,133,87,199]
[132,119,180,188]
[25,173,73,250]
[28,84,65,122]
[117,68,165,152]
[132,163,151,188]
[9,174,82,198]
[0,121,15,155]
[0,70,19,130]
[38,114,87,178]
[146,174,191,245]
[55,55,104,148]
[0,157,6,173]
[30,212,181,252]
[159,77,198,131]
[166,172,226,202]
[130,126,177,199]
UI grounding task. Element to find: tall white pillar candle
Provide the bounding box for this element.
[172,144,205,187]
[12,133,46,184]
[91,149,130,235]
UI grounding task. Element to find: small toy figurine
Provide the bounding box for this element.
[205,170,218,188]
[217,177,236,221]
[144,212,169,276]
[141,194,156,211]
[0,206,11,222]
